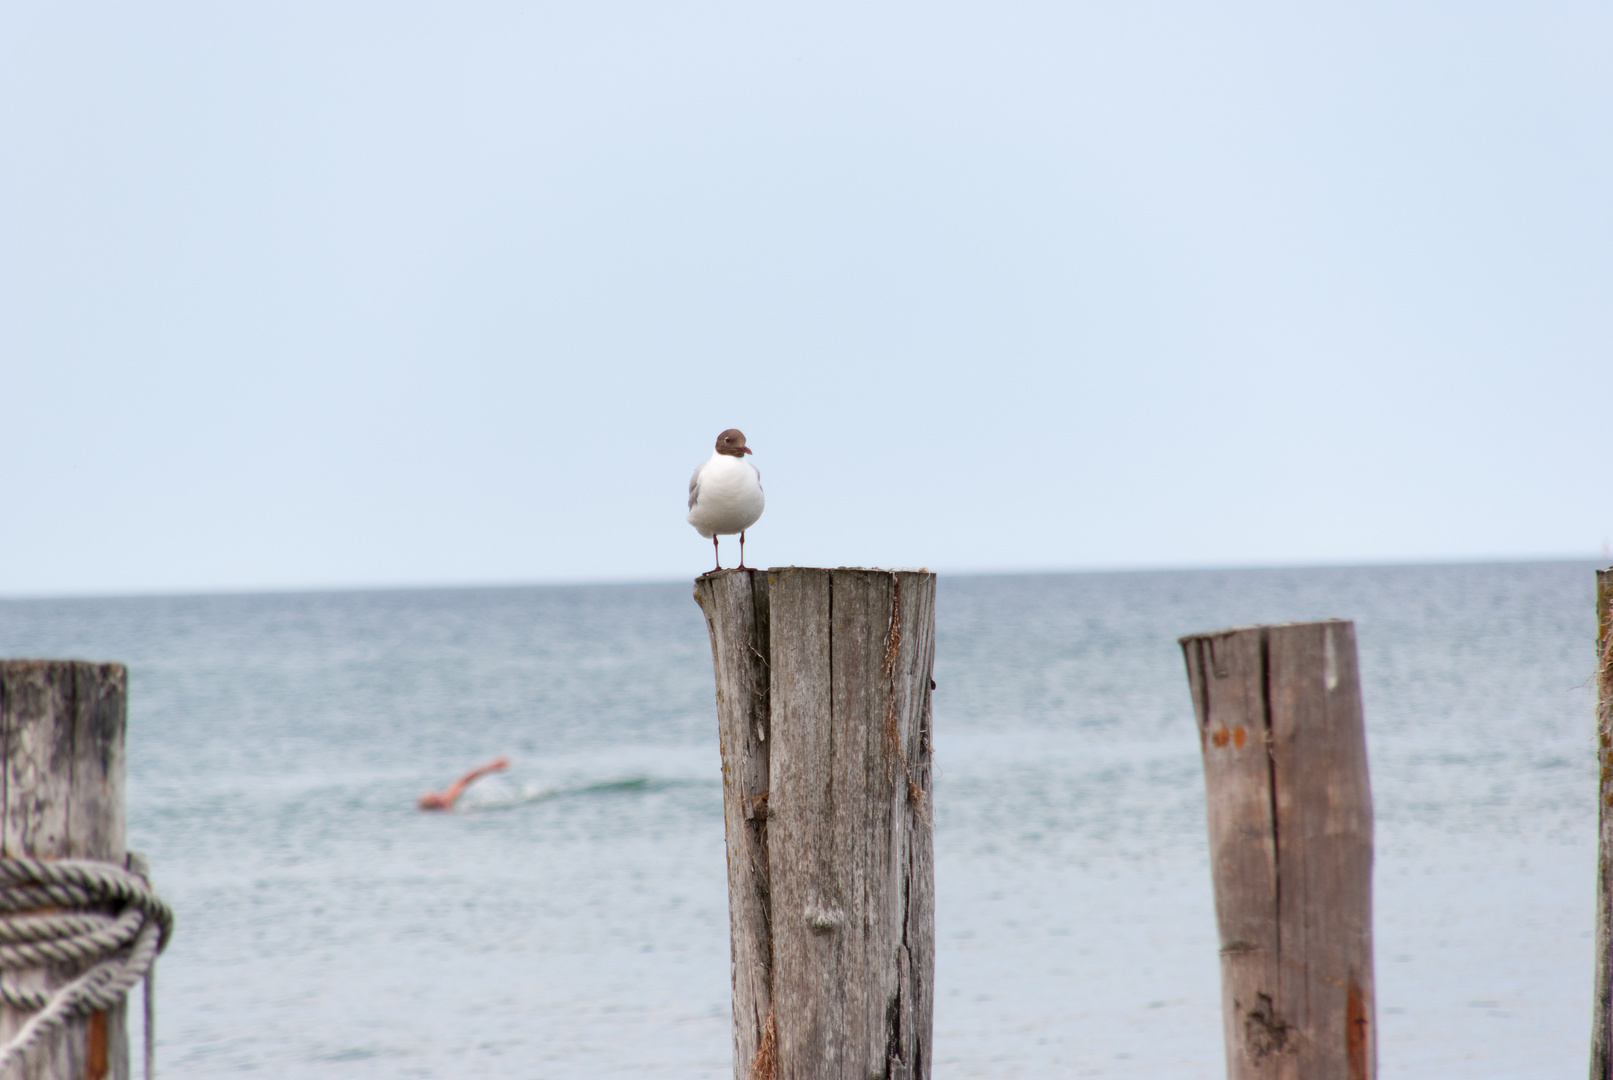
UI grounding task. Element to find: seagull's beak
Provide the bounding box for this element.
[742,446,753,454]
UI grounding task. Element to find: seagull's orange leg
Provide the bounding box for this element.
[737,531,748,570]
[712,535,722,572]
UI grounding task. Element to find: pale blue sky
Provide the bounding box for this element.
[3,2,1608,595]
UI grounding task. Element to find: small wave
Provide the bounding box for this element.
[456,773,707,812]
[456,781,561,811]
[577,775,653,794]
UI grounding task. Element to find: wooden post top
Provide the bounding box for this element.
[1178,616,1352,644]
[697,565,934,580]
[0,658,127,673]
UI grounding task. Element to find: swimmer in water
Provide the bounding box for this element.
[418,756,510,811]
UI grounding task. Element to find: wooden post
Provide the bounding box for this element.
[1180,620,1376,1080]
[0,660,129,1080]
[695,567,936,1080]
[1591,568,1613,1080]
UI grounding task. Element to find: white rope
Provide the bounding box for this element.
[0,854,173,1079]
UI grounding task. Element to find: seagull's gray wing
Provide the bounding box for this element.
[750,462,762,488]
[688,463,703,510]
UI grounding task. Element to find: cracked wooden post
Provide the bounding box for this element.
[695,567,936,1080]
[1180,620,1376,1080]
[1590,568,1613,1080]
[0,660,129,1080]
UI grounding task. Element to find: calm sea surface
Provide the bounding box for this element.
[0,562,1601,1078]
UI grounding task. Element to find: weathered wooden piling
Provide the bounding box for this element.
[1590,569,1613,1080]
[1180,620,1376,1080]
[694,567,936,1080]
[0,660,130,1080]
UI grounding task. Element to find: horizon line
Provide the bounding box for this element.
[1,552,1608,604]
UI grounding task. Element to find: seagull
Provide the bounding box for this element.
[687,428,765,572]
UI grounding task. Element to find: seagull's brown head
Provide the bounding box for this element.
[715,429,753,457]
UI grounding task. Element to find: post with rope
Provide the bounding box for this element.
[1180,620,1376,1080]
[694,567,937,1080]
[0,661,172,1080]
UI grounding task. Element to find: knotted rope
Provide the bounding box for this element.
[0,855,173,1078]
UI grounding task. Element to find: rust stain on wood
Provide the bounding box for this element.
[1212,726,1230,748]
[1347,977,1369,1080]
[1232,726,1247,748]
[84,1008,109,1080]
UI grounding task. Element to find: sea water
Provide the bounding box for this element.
[0,561,1599,1078]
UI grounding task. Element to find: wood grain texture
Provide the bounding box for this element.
[0,659,130,1080]
[697,568,935,1080]
[694,570,775,1077]
[1181,621,1375,1080]
[1591,569,1613,1080]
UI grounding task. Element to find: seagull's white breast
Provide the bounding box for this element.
[687,453,764,538]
